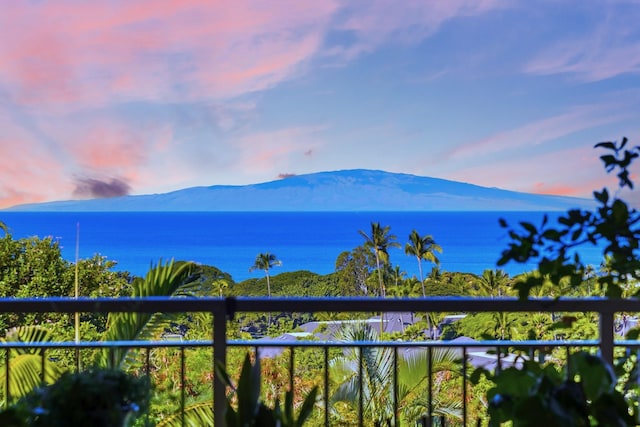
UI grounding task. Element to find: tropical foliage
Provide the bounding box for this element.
[216,353,318,427]
[98,259,198,369]
[0,327,66,405]
[330,322,462,426]
[472,137,640,425]
[497,138,640,299]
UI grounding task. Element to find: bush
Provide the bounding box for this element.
[0,368,150,427]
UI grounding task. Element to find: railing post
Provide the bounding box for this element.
[600,309,614,366]
[214,300,229,427]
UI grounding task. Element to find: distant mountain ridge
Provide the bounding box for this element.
[5,169,594,212]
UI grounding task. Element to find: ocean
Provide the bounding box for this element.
[0,211,603,282]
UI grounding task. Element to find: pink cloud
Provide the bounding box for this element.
[444,145,617,199]
[525,40,640,82]
[53,119,188,194]
[532,183,588,198]
[0,119,72,208]
[0,1,340,110]
[68,127,147,172]
[233,126,326,178]
[0,0,508,110]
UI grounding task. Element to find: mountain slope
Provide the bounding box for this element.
[5,169,594,212]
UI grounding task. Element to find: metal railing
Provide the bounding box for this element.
[0,296,638,426]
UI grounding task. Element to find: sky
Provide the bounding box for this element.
[1,0,639,209]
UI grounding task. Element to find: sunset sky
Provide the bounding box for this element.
[1,0,639,209]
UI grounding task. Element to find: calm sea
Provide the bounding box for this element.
[0,212,603,282]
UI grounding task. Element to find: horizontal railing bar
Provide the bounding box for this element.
[230,296,628,313]
[229,339,604,348]
[0,339,608,350]
[0,340,214,349]
[0,296,638,313]
[0,297,226,313]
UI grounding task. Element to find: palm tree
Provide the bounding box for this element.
[0,221,8,236]
[331,323,395,425]
[427,266,442,283]
[330,323,462,425]
[399,347,463,423]
[249,252,281,298]
[213,278,229,297]
[390,265,406,296]
[358,223,400,298]
[476,269,510,298]
[404,230,442,297]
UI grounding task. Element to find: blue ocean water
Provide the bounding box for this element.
[0,211,604,282]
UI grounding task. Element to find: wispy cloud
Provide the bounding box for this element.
[0,115,71,206]
[446,104,629,162]
[432,103,636,198]
[445,145,613,198]
[326,0,505,60]
[523,2,640,81]
[0,1,339,109]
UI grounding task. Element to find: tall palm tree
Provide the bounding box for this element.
[404,230,442,297]
[0,221,7,236]
[249,252,281,298]
[358,223,399,298]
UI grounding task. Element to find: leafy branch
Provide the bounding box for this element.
[497,137,640,298]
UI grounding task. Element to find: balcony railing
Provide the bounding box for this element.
[0,296,638,426]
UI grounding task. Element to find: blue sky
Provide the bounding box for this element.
[1,0,639,208]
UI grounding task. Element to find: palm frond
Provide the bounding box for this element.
[2,354,66,402]
[399,347,461,392]
[404,394,463,421]
[99,260,198,368]
[4,326,53,355]
[330,323,396,420]
[155,401,214,427]
[0,326,66,403]
[331,376,361,406]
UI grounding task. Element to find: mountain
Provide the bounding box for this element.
[5,169,594,212]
